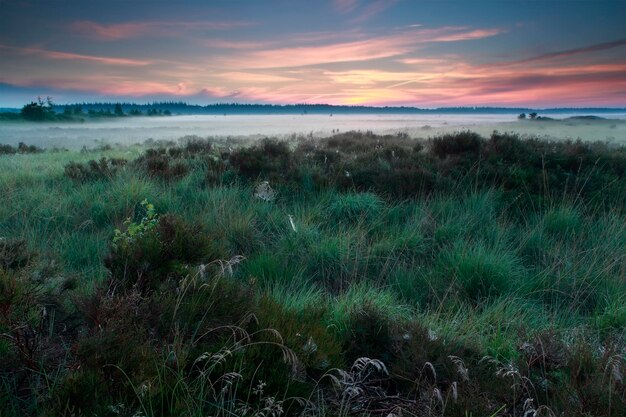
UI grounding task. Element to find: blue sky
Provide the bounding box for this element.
[0,0,624,107]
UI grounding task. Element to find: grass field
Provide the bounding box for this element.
[1,131,625,416]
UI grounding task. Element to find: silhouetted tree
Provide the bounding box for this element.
[518,113,526,119]
[114,103,124,116]
[21,96,56,121]
[529,112,538,119]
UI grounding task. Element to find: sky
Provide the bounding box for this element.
[0,0,625,108]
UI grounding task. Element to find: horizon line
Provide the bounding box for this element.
[2,102,626,111]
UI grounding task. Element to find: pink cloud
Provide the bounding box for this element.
[0,44,151,66]
[3,20,622,107]
[333,0,359,14]
[430,28,505,42]
[396,57,448,65]
[493,38,626,66]
[217,72,300,83]
[350,0,398,24]
[70,20,253,41]
[215,26,503,69]
[204,39,274,50]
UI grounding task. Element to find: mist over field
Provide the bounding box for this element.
[2,112,625,149]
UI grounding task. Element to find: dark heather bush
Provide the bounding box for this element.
[134,148,190,180]
[0,142,42,155]
[430,131,483,158]
[0,238,31,270]
[64,157,127,182]
[229,138,292,181]
[214,131,626,203]
[17,142,43,154]
[0,144,16,155]
[181,137,213,155]
[105,213,223,292]
[0,240,76,413]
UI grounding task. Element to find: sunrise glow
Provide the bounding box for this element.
[0,0,624,107]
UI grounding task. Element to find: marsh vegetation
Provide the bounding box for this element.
[0,131,624,416]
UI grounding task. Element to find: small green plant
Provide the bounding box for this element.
[112,199,159,249]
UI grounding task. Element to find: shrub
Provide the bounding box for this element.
[105,201,222,292]
[134,148,190,180]
[0,144,16,155]
[0,142,43,154]
[229,139,292,182]
[343,301,393,364]
[64,157,127,182]
[0,241,75,413]
[180,136,213,155]
[0,238,31,270]
[430,131,483,158]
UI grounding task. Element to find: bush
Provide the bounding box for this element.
[0,238,31,270]
[180,136,213,155]
[64,157,127,182]
[343,302,393,364]
[229,139,292,182]
[0,142,42,155]
[105,201,223,292]
[134,148,190,180]
[0,144,16,155]
[0,240,76,414]
[430,131,482,158]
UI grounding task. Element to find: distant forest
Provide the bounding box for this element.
[1,99,625,121]
[50,102,626,115]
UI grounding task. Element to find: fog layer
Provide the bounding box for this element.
[1,113,624,149]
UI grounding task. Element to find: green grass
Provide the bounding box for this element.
[1,132,625,416]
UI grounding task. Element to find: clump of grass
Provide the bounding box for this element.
[328,192,383,224]
[436,241,524,304]
[543,205,582,237]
